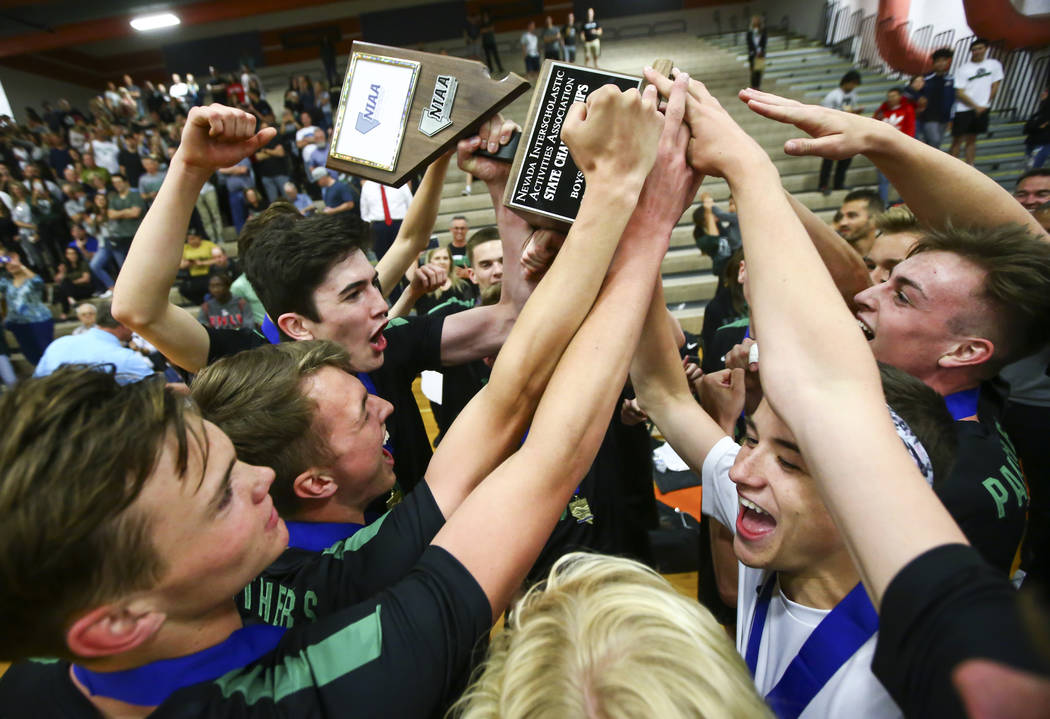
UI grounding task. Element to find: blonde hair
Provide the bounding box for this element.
[874,205,919,235]
[425,246,467,296]
[450,552,772,719]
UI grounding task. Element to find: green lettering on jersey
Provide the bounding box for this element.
[258,581,273,623]
[304,590,318,621]
[274,585,296,629]
[215,606,384,704]
[983,477,1009,519]
[241,583,252,612]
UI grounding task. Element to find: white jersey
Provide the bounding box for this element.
[953,58,1004,112]
[702,437,903,719]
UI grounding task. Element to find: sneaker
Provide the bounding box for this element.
[99,289,113,298]
[461,186,472,196]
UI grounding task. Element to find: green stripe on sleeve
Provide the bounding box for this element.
[215,606,383,705]
[320,511,392,559]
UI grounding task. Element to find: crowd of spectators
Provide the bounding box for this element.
[1,24,1050,719]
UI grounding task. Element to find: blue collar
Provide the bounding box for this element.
[746,577,878,719]
[72,623,285,707]
[285,520,363,551]
[944,386,980,421]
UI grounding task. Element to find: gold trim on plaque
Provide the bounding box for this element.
[330,52,421,172]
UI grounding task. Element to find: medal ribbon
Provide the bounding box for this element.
[285,520,363,551]
[745,578,878,719]
[72,623,286,707]
[944,386,980,421]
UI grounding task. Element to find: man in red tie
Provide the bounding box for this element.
[360,179,415,260]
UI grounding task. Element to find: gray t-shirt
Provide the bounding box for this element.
[108,189,145,239]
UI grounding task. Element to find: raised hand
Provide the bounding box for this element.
[175,104,276,178]
[724,338,762,415]
[642,67,767,179]
[698,368,746,434]
[561,83,663,191]
[411,263,448,295]
[520,229,566,281]
[456,114,520,184]
[628,70,703,241]
[739,88,883,161]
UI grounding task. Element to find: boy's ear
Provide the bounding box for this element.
[66,604,165,659]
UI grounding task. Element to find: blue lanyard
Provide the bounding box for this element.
[944,386,980,421]
[745,578,878,719]
[260,314,280,344]
[72,623,286,706]
[356,371,377,396]
[285,520,363,551]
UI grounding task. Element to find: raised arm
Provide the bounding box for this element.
[375,152,453,297]
[112,105,274,373]
[784,191,873,308]
[649,69,967,607]
[433,77,695,616]
[741,87,1045,237]
[433,116,537,366]
[630,281,729,475]
[426,77,689,532]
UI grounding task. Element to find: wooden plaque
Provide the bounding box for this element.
[503,59,672,230]
[327,42,530,187]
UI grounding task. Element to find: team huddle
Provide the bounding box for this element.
[1,62,1049,719]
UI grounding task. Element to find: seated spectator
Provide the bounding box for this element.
[312,166,357,217]
[244,187,266,220]
[253,121,290,203]
[78,152,109,188]
[283,181,314,214]
[33,301,154,383]
[453,552,772,719]
[218,156,253,233]
[1024,89,1050,169]
[692,192,739,279]
[0,251,53,365]
[137,154,166,205]
[62,183,89,223]
[413,246,475,315]
[178,229,218,304]
[53,247,94,320]
[198,272,254,331]
[72,302,96,335]
[209,244,238,278]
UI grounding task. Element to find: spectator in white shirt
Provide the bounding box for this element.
[360,180,414,260]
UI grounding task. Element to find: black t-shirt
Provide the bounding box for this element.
[238,481,446,627]
[422,294,487,443]
[935,382,1029,575]
[254,134,288,178]
[872,543,1049,718]
[583,20,601,41]
[701,316,749,374]
[0,548,490,718]
[204,325,268,366]
[371,314,445,495]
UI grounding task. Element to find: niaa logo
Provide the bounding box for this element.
[356,84,382,134]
